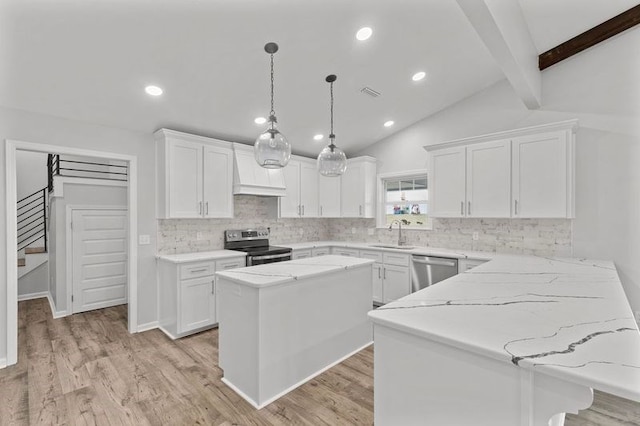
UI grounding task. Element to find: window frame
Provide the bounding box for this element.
[376,169,432,230]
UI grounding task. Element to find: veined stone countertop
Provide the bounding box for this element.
[156,250,246,263]
[216,255,374,288]
[369,255,640,402]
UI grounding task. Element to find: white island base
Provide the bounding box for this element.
[374,325,593,426]
[216,255,374,409]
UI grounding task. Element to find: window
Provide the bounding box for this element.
[377,170,431,229]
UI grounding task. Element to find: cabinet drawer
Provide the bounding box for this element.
[458,258,488,273]
[312,247,330,256]
[359,250,383,263]
[293,249,312,260]
[180,261,215,279]
[383,252,410,267]
[332,247,360,257]
[216,257,246,271]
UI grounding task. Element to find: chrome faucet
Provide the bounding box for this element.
[389,220,407,246]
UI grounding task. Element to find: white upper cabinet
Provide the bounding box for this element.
[426,120,576,219]
[429,146,466,217]
[156,129,234,219]
[279,157,319,218]
[341,156,377,218]
[318,174,341,217]
[466,139,511,218]
[512,130,573,218]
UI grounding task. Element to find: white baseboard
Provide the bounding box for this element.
[137,321,159,333]
[18,291,48,302]
[47,293,68,319]
[0,357,6,369]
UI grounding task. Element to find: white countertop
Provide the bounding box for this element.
[216,255,375,288]
[156,250,246,263]
[369,255,640,402]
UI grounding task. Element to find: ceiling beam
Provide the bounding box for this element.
[539,5,640,71]
[456,0,541,109]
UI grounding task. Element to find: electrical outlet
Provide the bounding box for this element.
[196,231,204,241]
[472,232,479,241]
[368,228,375,236]
[138,234,150,245]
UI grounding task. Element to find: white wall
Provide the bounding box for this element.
[49,183,127,314]
[16,151,48,201]
[0,106,157,362]
[357,28,640,312]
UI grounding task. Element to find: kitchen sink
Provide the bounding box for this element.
[370,244,415,250]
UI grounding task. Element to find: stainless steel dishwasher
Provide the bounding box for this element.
[411,255,458,292]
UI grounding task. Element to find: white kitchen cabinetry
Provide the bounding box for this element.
[458,258,489,273]
[512,131,573,218]
[158,255,245,339]
[318,175,341,217]
[279,157,319,218]
[332,247,360,257]
[156,129,234,219]
[426,120,576,219]
[341,157,377,218]
[312,247,330,256]
[359,250,410,304]
[292,248,312,260]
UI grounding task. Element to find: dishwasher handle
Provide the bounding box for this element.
[412,257,457,267]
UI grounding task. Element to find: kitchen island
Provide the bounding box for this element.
[216,255,374,409]
[369,255,640,425]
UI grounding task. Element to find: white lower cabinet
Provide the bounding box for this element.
[458,258,489,273]
[360,250,410,304]
[158,256,245,339]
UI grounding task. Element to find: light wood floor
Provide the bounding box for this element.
[0,299,638,425]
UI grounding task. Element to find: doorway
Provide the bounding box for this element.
[5,139,138,367]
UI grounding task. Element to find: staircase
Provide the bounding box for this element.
[18,246,48,279]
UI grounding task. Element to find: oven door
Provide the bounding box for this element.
[248,252,292,266]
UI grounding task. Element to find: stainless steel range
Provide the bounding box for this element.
[224,228,292,266]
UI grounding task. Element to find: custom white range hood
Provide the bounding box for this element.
[232,143,287,197]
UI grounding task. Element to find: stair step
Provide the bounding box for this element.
[18,258,26,267]
[25,247,46,254]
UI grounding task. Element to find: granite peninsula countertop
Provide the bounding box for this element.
[368,255,640,402]
[216,255,375,288]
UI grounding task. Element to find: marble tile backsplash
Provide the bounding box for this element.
[157,195,572,257]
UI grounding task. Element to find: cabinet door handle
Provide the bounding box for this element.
[461,201,464,216]
[206,202,209,215]
[211,279,215,294]
[190,268,208,273]
[302,205,305,216]
[298,205,301,216]
[468,201,471,216]
[378,267,381,279]
[383,267,386,279]
[514,200,518,215]
[320,206,323,216]
[359,205,363,216]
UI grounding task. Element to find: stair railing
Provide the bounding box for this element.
[17,187,48,252]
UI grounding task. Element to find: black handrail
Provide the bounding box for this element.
[17,187,48,252]
[47,154,128,186]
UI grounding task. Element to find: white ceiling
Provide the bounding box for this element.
[0,1,635,157]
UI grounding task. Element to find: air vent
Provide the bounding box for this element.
[360,86,381,98]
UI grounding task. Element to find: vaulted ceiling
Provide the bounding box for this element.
[0,0,635,157]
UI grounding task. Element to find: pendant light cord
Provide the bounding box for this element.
[270,53,275,118]
[329,81,335,145]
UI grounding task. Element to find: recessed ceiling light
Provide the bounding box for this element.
[384,120,395,128]
[412,71,426,82]
[254,117,267,124]
[145,85,163,96]
[356,27,373,41]
[313,134,324,141]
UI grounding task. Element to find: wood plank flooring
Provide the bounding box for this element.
[1,298,638,425]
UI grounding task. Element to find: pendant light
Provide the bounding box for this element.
[317,74,347,177]
[254,42,291,169]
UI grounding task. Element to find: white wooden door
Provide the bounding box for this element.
[72,209,128,314]
[299,161,319,217]
[180,276,216,333]
[169,140,203,217]
[512,131,568,217]
[203,144,233,218]
[318,174,341,217]
[383,264,411,303]
[466,140,511,218]
[279,160,301,217]
[429,146,466,217]
[341,162,364,217]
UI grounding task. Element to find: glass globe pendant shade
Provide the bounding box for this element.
[254,116,291,168]
[317,138,347,177]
